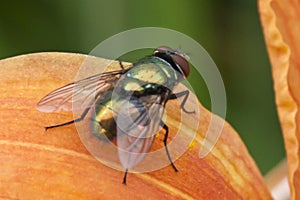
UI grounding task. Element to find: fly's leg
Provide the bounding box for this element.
[160,120,178,172]
[122,147,133,185]
[44,86,114,131]
[45,105,92,130]
[122,168,128,185]
[168,90,195,114]
[118,60,125,70]
[44,92,103,130]
[118,60,130,73]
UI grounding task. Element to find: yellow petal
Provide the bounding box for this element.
[0,53,271,199]
[259,0,300,199]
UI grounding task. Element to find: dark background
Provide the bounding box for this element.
[0,0,285,174]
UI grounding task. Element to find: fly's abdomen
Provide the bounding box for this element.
[89,90,118,141]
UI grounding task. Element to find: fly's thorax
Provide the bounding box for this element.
[119,56,180,95]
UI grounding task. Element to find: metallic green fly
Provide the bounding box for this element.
[37,46,194,184]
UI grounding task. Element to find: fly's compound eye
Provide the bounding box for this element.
[170,51,190,78]
[154,46,190,78]
[154,46,173,54]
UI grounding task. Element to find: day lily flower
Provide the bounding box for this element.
[259,0,300,199]
[0,53,273,199]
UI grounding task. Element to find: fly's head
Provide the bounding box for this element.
[153,46,190,80]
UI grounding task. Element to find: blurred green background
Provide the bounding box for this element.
[0,0,285,174]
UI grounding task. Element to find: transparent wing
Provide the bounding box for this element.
[37,69,130,113]
[116,96,165,169]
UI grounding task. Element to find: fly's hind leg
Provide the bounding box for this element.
[160,120,178,172]
[118,60,125,70]
[122,168,128,185]
[118,59,129,73]
[44,87,109,131]
[45,105,92,130]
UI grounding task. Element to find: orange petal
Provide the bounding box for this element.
[259,0,300,199]
[0,53,271,199]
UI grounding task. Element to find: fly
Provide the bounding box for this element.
[37,46,194,184]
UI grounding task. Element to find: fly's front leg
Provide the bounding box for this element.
[160,120,178,172]
[168,90,195,114]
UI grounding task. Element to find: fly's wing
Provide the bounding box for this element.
[37,69,130,113]
[116,96,165,169]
